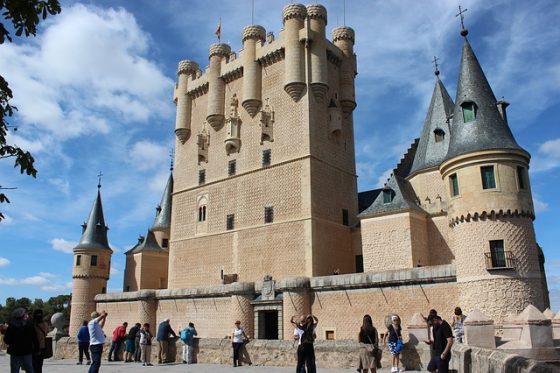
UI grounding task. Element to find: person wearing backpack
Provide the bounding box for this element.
[180,322,197,364]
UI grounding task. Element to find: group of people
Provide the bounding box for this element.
[2,308,51,373]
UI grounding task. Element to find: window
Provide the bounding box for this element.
[517,166,526,190]
[126,286,130,292]
[489,240,507,268]
[434,128,445,143]
[383,189,395,204]
[101,287,106,294]
[355,255,364,273]
[262,149,271,167]
[228,160,236,176]
[450,173,459,197]
[481,166,496,189]
[162,238,169,249]
[325,330,335,340]
[264,206,274,223]
[226,214,235,230]
[461,102,477,122]
[342,209,349,226]
[76,255,81,266]
[198,169,206,185]
[198,206,207,222]
[90,255,98,266]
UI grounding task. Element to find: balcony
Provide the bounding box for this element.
[484,250,515,270]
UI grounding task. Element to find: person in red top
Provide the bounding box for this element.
[108,322,128,362]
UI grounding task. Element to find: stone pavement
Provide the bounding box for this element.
[0,352,424,372]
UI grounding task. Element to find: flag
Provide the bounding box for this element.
[215,19,221,41]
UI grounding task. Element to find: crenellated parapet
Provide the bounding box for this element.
[282,3,307,23]
[175,60,200,144]
[332,26,355,44]
[209,43,232,59]
[306,4,327,23]
[242,25,266,43]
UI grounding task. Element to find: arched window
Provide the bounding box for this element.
[434,128,445,143]
[196,194,208,223]
[461,101,477,123]
[198,206,207,222]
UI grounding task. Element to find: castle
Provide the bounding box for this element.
[68,3,550,342]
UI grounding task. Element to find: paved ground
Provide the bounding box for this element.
[0,352,422,372]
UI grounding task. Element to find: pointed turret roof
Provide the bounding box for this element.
[125,230,164,255]
[151,172,173,232]
[74,189,111,251]
[445,36,525,161]
[358,173,424,219]
[410,76,454,175]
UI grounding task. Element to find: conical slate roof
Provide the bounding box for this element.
[445,37,525,161]
[151,173,173,232]
[358,173,423,218]
[74,189,111,251]
[125,230,164,255]
[410,77,454,174]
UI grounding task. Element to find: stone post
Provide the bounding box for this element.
[464,309,496,349]
[137,290,158,329]
[407,312,429,343]
[517,304,553,348]
[277,277,310,340]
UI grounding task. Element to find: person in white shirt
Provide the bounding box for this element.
[87,310,107,373]
[231,321,249,367]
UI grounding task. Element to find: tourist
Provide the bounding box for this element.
[134,322,142,363]
[124,322,141,362]
[156,318,177,364]
[108,321,127,361]
[294,314,318,373]
[423,309,438,355]
[451,307,467,343]
[76,320,91,365]
[0,323,7,351]
[290,315,306,373]
[88,310,108,373]
[32,309,49,373]
[427,315,453,373]
[4,307,37,373]
[139,323,153,366]
[232,320,249,367]
[385,315,404,373]
[357,314,380,373]
[180,322,197,364]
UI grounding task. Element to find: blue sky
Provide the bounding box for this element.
[0,0,559,312]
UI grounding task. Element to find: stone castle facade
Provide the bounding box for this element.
[68,3,550,343]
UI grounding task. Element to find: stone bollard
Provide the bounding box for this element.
[407,312,429,343]
[501,314,522,341]
[516,304,553,348]
[404,312,432,370]
[464,309,496,349]
[553,311,560,341]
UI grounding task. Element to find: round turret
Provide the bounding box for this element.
[242,25,266,117]
[175,60,199,144]
[242,25,266,43]
[332,26,355,45]
[207,43,231,130]
[209,43,232,59]
[306,4,327,24]
[283,4,307,102]
[282,3,307,23]
[332,27,357,115]
[177,60,199,76]
[307,4,329,102]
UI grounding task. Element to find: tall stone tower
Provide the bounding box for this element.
[169,3,358,288]
[69,185,112,336]
[440,28,545,323]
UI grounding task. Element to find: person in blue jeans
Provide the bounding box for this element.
[77,320,91,365]
[88,310,108,373]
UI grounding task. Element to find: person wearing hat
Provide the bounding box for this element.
[4,307,38,373]
[88,310,108,373]
[385,315,404,373]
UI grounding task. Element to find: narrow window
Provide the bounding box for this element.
[434,128,445,143]
[461,102,477,123]
[450,174,459,197]
[76,255,81,266]
[342,209,349,226]
[101,287,106,294]
[383,189,395,204]
[489,240,506,268]
[262,149,271,167]
[228,160,236,176]
[126,286,130,292]
[355,255,364,273]
[517,166,526,190]
[198,206,207,222]
[481,166,496,189]
[90,255,98,266]
[199,169,206,185]
[226,214,235,230]
[264,206,274,224]
[162,238,169,249]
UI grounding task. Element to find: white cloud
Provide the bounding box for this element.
[0,214,14,226]
[550,288,560,314]
[531,138,560,172]
[50,238,77,254]
[533,195,549,213]
[375,168,394,189]
[110,266,121,276]
[48,178,70,195]
[0,257,10,267]
[128,140,170,172]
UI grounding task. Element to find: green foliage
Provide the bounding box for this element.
[0,294,71,324]
[0,0,61,221]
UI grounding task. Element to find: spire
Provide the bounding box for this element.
[445,36,525,161]
[75,189,110,251]
[410,74,454,175]
[151,172,173,232]
[125,230,163,255]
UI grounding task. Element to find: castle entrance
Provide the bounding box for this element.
[258,310,279,339]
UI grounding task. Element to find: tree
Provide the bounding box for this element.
[0,0,61,221]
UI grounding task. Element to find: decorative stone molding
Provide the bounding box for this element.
[284,82,307,102]
[332,26,355,44]
[175,128,190,144]
[209,43,231,59]
[449,209,535,227]
[177,60,199,75]
[222,66,243,83]
[225,94,241,154]
[326,49,342,67]
[257,48,284,67]
[282,3,307,23]
[242,25,266,43]
[259,99,274,144]
[197,126,210,164]
[306,4,327,24]
[187,82,208,98]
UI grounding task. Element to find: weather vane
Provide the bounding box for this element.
[97,171,103,189]
[456,5,469,36]
[432,56,440,76]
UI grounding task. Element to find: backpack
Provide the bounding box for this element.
[180,328,193,342]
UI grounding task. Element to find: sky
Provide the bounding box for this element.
[0,0,559,313]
